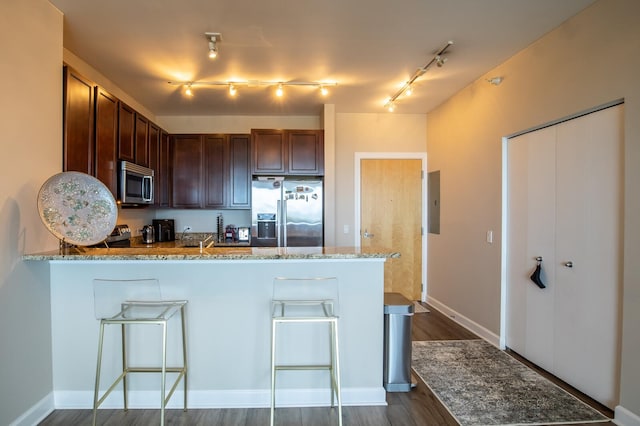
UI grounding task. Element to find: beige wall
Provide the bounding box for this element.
[0,0,62,424]
[334,113,427,247]
[426,0,640,417]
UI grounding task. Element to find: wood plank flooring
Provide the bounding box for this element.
[39,302,613,425]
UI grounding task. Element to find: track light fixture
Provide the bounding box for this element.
[384,41,453,112]
[168,80,337,99]
[205,32,221,59]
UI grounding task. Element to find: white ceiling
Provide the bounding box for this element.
[49,0,596,117]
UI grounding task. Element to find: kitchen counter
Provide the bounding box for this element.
[28,244,398,410]
[23,245,400,261]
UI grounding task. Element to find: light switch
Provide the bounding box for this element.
[343,225,349,234]
[486,230,493,244]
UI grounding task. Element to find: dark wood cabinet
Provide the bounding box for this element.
[118,103,135,163]
[229,134,251,208]
[171,133,250,209]
[156,130,172,207]
[204,135,228,208]
[135,114,149,166]
[171,134,203,208]
[288,130,324,175]
[251,129,324,175]
[94,87,119,197]
[251,129,286,174]
[63,66,94,174]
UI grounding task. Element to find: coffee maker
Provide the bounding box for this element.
[153,219,175,242]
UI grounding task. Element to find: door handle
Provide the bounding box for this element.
[564,261,573,268]
[362,229,374,238]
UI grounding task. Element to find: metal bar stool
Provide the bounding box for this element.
[270,276,342,426]
[92,278,188,426]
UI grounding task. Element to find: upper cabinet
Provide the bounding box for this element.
[117,102,135,163]
[94,87,119,196]
[171,134,250,209]
[135,114,150,167]
[63,66,94,175]
[251,129,324,176]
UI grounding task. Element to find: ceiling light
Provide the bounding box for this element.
[487,76,504,86]
[205,32,221,59]
[168,80,337,99]
[383,41,453,111]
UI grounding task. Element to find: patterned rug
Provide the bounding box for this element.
[412,340,609,426]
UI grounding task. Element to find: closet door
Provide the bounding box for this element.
[553,105,623,407]
[506,126,557,372]
[506,104,623,408]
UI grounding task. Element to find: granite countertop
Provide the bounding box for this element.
[23,245,400,261]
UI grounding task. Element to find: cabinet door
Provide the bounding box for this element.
[204,135,227,208]
[287,130,324,175]
[172,135,203,208]
[229,134,251,208]
[251,129,285,174]
[135,114,149,166]
[94,87,118,197]
[157,130,172,207]
[118,103,135,162]
[147,122,160,204]
[63,67,94,174]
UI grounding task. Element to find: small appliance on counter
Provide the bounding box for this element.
[237,227,250,243]
[141,225,155,244]
[153,219,175,242]
[225,225,237,242]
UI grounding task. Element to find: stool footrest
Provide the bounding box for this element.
[275,365,332,370]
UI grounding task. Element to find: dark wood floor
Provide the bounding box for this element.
[40,302,613,425]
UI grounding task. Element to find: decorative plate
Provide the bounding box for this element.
[37,171,118,246]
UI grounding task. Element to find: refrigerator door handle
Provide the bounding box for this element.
[276,199,282,247]
[282,198,287,247]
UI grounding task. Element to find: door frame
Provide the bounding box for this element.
[354,152,427,301]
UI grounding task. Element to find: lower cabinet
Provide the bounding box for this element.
[171,134,250,209]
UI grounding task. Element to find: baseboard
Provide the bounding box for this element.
[425,296,500,347]
[9,392,54,426]
[614,405,640,426]
[53,387,387,409]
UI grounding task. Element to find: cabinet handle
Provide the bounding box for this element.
[362,229,374,239]
[564,261,573,268]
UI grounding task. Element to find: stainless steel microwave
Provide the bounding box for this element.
[119,161,154,205]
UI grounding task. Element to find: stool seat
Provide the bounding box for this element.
[270,277,342,426]
[92,279,188,426]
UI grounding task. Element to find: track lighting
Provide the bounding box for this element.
[205,32,221,59]
[169,80,337,100]
[384,41,453,111]
[487,76,504,86]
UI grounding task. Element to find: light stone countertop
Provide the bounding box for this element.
[23,245,400,261]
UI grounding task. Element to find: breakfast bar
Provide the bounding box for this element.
[25,246,398,410]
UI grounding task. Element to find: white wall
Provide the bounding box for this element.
[426,0,640,419]
[0,0,62,424]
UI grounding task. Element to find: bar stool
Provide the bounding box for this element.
[92,278,188,426]
[270,276,342,426]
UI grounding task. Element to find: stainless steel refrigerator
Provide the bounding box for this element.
[251,177,323,247]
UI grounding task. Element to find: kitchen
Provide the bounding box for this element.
[2,1,640,426]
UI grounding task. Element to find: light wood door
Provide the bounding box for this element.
[507,104,623,408]
[361,159,422,300]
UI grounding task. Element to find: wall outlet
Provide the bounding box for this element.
[343,225,349,234]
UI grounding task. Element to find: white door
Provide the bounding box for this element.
[506,104,623,408]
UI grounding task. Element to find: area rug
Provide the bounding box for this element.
[412,340,609,426]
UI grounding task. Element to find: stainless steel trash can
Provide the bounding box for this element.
[383,292,414,392]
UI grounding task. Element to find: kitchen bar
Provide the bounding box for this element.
[24,246,398,410]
